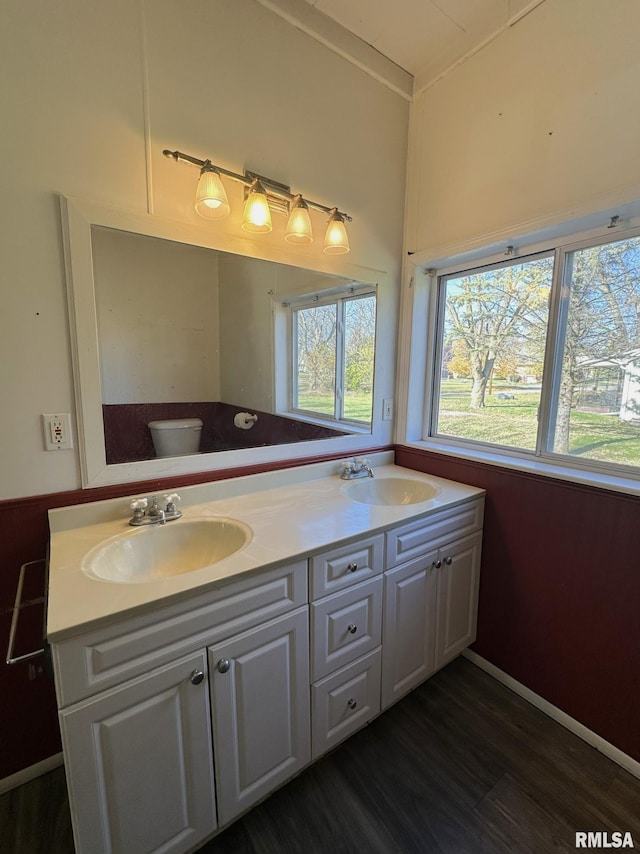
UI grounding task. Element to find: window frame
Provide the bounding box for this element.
[430,249,557,457]
[401,213,640,495]
[287,287,377,430]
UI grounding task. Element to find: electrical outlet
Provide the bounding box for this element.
[42,413,73,450]
[382,398,393,421]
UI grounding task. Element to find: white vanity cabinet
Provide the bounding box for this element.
[309,535,384,758]
[52,560,308,854]
[48,466,485,854]
[208,607,310,826]
[382,500,484,710]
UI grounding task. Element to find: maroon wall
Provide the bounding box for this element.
[0,446,385,781]
[396,445,640,763]
[103,402,346,463]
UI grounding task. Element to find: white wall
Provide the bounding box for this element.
[218,255,277,412]
[0,0,409,500]
[93,229,221,404]
[406,0,640,255]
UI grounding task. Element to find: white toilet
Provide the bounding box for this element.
[148,418,203,458]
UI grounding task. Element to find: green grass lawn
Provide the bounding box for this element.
[296,381,640,467]
[297,391,373,423]
[437,381,640,466]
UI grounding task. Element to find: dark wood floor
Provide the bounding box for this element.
[2,657,639,853]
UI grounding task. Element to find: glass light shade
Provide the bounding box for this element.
[242,183,272,233]
[194,168,230,220]
[323,212,350,254]
[285,196,313,244]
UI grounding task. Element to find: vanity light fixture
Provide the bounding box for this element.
[285,195,313,245]
[194,161,230,220]
[163,148,352,253]
[323,208,350,255]
[242,179,272,233]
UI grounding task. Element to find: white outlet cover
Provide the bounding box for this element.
[42,413,74,450]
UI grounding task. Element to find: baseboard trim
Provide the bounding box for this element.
[463,650,640,780]
[0,753,64,795]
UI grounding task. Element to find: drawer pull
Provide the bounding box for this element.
[347,562,358,573]
[347,624,358,635]
[216,658,231,674]
[190,669,205,685]
[347,698,357,710]
[432,559,442,569]
[444,556,453,565]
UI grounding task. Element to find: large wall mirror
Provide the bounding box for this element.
[61,196,391,487]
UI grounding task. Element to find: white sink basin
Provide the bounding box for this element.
[82,518,252,583]
[346,477,439,506]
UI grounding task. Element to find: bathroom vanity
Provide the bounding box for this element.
[47,457,484,853]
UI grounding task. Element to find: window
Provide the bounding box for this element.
[430,231,640,476]
[291,291,376,426]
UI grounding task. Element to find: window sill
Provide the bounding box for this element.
[402,439,640,499]
[281,410,373,435]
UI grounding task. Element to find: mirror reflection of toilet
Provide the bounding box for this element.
[148,418,203,458]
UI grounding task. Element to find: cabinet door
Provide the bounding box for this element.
[435,532,482,668]
[209,607,310,826]
[59,651,216,854]
[381,552,438,710]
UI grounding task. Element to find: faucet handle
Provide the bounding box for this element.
[163,493,182,517]
[339,460,353,476]
[129,497,148,524]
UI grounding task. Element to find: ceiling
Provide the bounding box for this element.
[299,0,546,93]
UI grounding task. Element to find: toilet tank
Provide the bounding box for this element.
[148,418,203,458]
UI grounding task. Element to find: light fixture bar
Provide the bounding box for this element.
[163,149,352,222]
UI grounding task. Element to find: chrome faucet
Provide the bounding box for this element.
[339,458,374,480]
[147,497,166,525]
[128,493,182,526]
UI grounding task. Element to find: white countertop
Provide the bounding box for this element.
[47,457,484,641]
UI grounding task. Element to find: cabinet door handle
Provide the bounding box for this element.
[347,624,358,635]
[432,559,442,569]
[216,658,231,674]
[444,556,453,565]
[347,562,358,573]
[347,698,357,710]
[190,669,205,685]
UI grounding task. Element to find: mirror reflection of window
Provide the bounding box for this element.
[295,303,337,418]
[291,290,376,426]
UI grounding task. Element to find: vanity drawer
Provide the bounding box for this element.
[311,576,382,682]
[52,560,308,707]
[311,649,381,759]
[386,499,484,568]
[309,534,384,600]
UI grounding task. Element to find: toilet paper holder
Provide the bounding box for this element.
[234,412,258,429]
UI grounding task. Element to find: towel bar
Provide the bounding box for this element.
[6,559,46,665]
